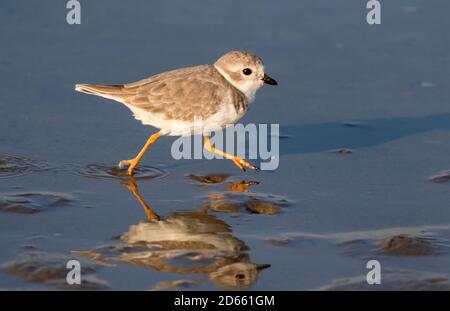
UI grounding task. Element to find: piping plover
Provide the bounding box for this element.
[75,51,277,175]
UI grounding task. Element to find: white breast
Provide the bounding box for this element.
[125,100,244,136]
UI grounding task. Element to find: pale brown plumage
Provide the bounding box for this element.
[76,65,248,123]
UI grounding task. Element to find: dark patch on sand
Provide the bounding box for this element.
[430,170,450,183]
[339,235,447,257]
[188,174,231,184]
[376,235,444,256]
[329,148,354,154]
[0,192,73,214]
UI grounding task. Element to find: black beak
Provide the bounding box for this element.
[262,74,278,85]
[256,264,271,271]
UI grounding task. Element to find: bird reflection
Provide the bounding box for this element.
[76,174,288,289]
[116,176,272,289]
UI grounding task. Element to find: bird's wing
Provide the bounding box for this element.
[122,65,239,121]
[75,65,248,120]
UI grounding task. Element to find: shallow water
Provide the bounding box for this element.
[1,0,450,290]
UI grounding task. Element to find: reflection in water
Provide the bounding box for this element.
[3,251,109,290]
[72,163,168,180]
[199,179,289,215]
[121,179,160,221]
[78,175,283,289]
[119,177,270,289]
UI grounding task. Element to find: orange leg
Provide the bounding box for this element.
[119,131,161,175]
[121,178,159,221]
[203,136,258,171]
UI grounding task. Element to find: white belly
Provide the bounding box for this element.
[125,102,245,136]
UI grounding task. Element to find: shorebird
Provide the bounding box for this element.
[75,51,277,175]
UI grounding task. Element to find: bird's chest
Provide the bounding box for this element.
[205,100,246,128]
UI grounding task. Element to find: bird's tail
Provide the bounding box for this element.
[75,83,128,101]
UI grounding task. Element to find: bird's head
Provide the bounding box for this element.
[214,51,277,101]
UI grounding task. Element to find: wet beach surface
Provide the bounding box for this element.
[1,0,450,290]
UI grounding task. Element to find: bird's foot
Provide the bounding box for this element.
[118,158,139,175]
[232,157,259,172]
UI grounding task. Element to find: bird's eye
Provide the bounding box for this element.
[242,68,252,75]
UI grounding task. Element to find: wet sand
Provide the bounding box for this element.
[1,0,450,290]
